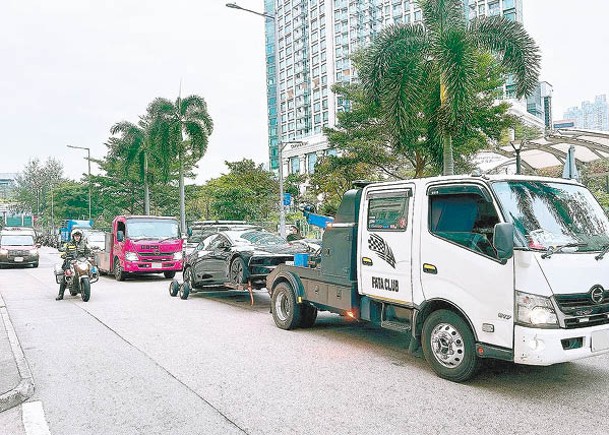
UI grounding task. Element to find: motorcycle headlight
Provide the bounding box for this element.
[173,251,183,261]
[125,251,139,261]
[76,262,89,272]
[515,291,558,327]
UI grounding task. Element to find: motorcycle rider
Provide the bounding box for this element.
[56,229,92,300]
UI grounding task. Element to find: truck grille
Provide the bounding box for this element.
[554,292,609,329]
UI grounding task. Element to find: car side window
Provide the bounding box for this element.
[207,235,228,251]
[429,187,499,258]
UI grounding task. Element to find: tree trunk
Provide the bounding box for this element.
[442,134,454,176]
[179,155,186,237]
[143,152,150,215]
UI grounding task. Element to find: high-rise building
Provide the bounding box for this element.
[564,95,609,132]
[264,0,534,175]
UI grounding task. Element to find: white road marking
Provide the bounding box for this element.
[22,402,51,435]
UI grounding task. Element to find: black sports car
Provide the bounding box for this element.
[183,229,309,290]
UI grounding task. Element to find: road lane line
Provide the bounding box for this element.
[22,401,51,435]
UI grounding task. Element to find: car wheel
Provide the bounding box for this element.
[229,257,247,285]
[421,310,481,383]
[164,271,176,279]
[183,266,197,289]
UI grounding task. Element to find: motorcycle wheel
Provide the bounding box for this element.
[80,277,91,302]
[69,281,78,296]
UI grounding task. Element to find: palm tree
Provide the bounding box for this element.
[147,95,213,234]
[109,118,153,214]
[358,0,541,175]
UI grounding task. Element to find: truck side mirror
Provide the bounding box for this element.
[117,230,124,242]
[493,223,514,261]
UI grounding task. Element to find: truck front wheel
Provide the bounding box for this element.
[271,282,302,330]
[114,258,126,281]
[421,310,480,383]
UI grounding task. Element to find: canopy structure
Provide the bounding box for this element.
[485,129,609,175]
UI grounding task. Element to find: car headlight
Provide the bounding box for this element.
[31,248,39,255]
[125,251,139,261]
[515,291,558,327]
[173,251,183,261]
[0,249,8,255]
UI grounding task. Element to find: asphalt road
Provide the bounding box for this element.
[1,247,608,434]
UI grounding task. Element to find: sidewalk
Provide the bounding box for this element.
[0,293,34,412]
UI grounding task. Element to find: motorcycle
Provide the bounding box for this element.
[54,254,99,302]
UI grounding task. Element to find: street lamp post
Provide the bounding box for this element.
[67,144,92,220]
[225,2,288,237]
[509,140,524,175]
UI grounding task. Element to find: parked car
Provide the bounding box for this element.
[183,229,309,290]
[0,230,40,268]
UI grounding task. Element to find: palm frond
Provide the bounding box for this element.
[469,16,541,98]
[419,0,466,33]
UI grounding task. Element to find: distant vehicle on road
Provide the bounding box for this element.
[0,229,40,268]
[82,229,105,251]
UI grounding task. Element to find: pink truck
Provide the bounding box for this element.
[95,215,184,281]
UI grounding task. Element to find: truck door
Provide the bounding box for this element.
[421,183,514,349]
[358,187,414,304]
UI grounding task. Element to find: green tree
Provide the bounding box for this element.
[358,0,541,175]
[202,159,278,222]
[14,157,64,220]
[109,117,155,214]
[148,95,214,234]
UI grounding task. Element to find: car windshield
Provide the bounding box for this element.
[127,219,180,240]
[492,180,609,252]
[1,235,35,246]
[238,231,287,246]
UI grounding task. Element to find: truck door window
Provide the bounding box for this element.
[367,191,411,231]
[429,188,499,257]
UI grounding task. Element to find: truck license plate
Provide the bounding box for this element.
[13,257,23,262]
[591,329,609,352]
[152,262,162,269]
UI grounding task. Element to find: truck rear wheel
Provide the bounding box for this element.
[421,310,480,383]
[271,282,302,330]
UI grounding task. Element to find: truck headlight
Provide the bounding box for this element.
[125,251,139,261]
[173,251,183,261]
[516,291,558,327]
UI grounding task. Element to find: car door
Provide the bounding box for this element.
[192,234,220,284]
[204,234,233,283]
[420,183,514,349]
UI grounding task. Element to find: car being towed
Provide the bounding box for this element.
[183,229,309,290]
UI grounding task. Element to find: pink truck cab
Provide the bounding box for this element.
[95,215,184,281]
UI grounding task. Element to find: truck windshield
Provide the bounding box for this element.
[126,219,180,240]
[492,181,609,252]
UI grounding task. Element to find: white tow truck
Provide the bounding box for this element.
[265,174,609,382]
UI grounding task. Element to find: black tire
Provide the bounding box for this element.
[114,258,126,281]
[164,271,176,279]
[183,266,197,289]
[271,282,302,330]
[80,277,91,302]
[168,280,179,297]
[421,310,481,383]
[299,304,318,328]
[179,281,191,300]
[229,257,247,285]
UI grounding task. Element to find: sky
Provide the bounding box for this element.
[1,0,608,182]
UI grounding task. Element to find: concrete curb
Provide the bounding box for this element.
[0,294,35,412]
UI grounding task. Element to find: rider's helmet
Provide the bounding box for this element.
[71,229,83,240]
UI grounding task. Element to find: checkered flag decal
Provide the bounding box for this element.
[368,234,395,268]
